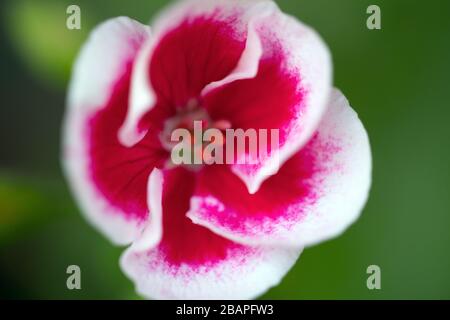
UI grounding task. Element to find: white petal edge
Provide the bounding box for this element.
[63,17,155,245]
[120,243,301,300]
[67,16,150,111]
[188,89,372,248]
[290,89,372,247]
[130,169,164,252]
[118,35,157,147]
[228,7,333,194]
[200,1,276,95]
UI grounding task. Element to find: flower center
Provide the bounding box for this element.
[161,99,231,169]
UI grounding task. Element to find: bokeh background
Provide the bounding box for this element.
[1,0,450,299]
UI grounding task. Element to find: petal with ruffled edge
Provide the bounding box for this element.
[118,0,260,146]
[63,17,169,246]
[118,1,331,197]
[121,168,301,299]
[201,0,332,194]
[188,89,372,247]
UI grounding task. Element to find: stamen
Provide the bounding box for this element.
[161,103,231,169]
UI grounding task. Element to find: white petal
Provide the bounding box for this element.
[118,36,157,147]
[130,169,163,252]
[67,17,150,111]
[63,17,154,245]
[121,243,301,300]
[200,1,276,95]
[286,89,372,247]
[228,5,332,194]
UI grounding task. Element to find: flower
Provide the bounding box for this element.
[62,0,371,299]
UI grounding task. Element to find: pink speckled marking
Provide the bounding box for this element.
[191,133,342,238]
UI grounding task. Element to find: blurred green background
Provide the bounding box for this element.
[1,0,449,299]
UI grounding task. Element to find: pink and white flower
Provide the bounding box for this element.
[62,0,371,299]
